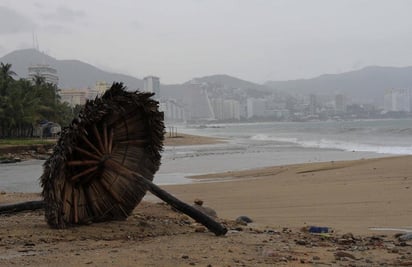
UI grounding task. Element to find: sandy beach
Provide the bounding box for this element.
[1,134,412,266]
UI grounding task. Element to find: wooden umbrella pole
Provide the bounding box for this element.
[0,200,44,214]
[144,177,228,236]
[104,158,227,236]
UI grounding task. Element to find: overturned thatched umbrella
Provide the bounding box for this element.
[38,82,226,235]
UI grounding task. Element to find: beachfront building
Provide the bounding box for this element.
[211,98,224,120]
[384,88,411,112]
[184,81,215,122]
[59,88,88,107]
[210,98,241,121]
[159,99,185,122]
[28,64,59,86]
[335,94,347,113]
[143,76,160,97]
[247,98,266,118]
[95,81,110,96]
[223,99,241,120]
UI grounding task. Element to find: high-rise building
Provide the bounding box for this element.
[28,64,59,86]
[309,94,317,115]
[143,76,160,97]
[59,89,88,107]
[247,98,266,118]
[95,81,109,96]
[335,94,347,113]
[384,89,411,112]
[223,99,240,120]
[159,99,185,122]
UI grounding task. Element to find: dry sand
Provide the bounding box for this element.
[1,135,412,266]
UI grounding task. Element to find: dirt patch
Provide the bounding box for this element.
[0,192,411,266]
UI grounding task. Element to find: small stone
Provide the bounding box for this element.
[195,226,206,233]
[338,238,355,245]
[236,216,253,225]
[181,255,189,259]
[399,233,412,241]
[334,251,357,260]
[342,233,354,239]
[313,256,320,261]
[279,257,288,262]
[194,199,203,206]
[296,240,307,246]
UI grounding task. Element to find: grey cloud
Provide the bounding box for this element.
[43,24,72,34]
[42,6,85,22]
[34,2,44,9]
[130,20,142,30]
[0,6,36,34]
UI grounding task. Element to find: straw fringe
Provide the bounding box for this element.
[40,82,164,228]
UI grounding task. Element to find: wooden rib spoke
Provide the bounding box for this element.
[73,189,78,223]
[74,147,101,161]
[70,166,99,182]
[78,172,97,185]
[118,139,148,145]
[99,180,122,203]
[67,160,99,167]
[81,134,103,157]
[108,128,114,154]
[103,123,108,153]
[93,124,106,154]
[104,158,134,178]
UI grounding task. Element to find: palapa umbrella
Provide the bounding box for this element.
[5,82,226,235]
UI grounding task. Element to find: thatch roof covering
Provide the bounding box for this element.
[40,83,164,228]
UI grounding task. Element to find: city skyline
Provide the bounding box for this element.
[2,1,412,84]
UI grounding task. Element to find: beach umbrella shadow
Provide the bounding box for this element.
[35,82,226,235]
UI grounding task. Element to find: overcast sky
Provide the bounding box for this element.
[1,0,412,84]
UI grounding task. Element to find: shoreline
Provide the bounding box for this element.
[1,155,411,265]
[0,133,225,163]
[1,133,412,265]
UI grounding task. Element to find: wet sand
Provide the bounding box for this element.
[164,133,225,146]
[164,156,412,235]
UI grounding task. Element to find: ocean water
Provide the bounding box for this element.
[1,119,411,193]
[180,119,412,155]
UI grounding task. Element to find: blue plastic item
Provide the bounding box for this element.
[308,226,329,233]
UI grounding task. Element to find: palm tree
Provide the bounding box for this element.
[0,62,16,80]
[0,63,16,97]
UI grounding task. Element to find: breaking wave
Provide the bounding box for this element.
[250,134,412,155]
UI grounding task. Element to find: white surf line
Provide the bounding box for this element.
[369,227,412,232]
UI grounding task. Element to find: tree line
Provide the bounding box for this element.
[0,62,79,138]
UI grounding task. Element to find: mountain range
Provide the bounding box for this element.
[2,49,412,106]
[0,49,143,89]
[265,66,412,105]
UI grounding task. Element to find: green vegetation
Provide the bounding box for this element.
[0,62,79,138]
[0,138,56,146]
